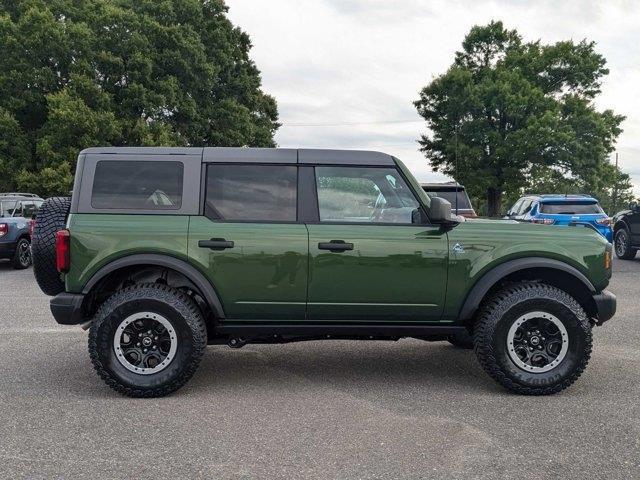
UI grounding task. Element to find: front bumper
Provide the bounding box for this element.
[50,293,85,325]
[593,290,616,325]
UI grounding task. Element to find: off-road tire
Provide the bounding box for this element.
[32,197,71,295]
[614,227,637,260]
[473,282,592,395]
[12,237,31,269]
[88,283,207,398]
[447,330,474,349]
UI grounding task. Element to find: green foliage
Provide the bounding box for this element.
[415,21,629,216]
[0,0,278,197]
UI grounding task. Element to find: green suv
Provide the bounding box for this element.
[32,147,616,397]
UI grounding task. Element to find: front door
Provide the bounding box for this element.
[306,165,448,321]
[188,163,308,320]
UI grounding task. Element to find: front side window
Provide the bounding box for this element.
[520,200,534,215]
[92,161,183,210]
[205,164,297,222]
[315,166,421,223]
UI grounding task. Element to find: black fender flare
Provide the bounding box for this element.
[82,253,225,318]
[613,218,629,233]
[458,257,595,320]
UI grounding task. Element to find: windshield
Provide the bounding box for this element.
[427,190,472,210]
[540,202,603,214]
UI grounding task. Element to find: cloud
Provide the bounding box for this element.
[226,0,640,196]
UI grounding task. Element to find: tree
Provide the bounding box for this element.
[414,21,628,216]
[0,0,279,196]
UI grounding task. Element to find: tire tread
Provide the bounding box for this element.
[473,281,592,395]
[88,283,207,398]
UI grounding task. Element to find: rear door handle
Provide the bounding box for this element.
[318,240,354,252]
[198,238,235,250]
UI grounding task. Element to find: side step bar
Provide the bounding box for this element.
[215,323,466,337]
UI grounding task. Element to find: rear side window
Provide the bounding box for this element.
[205,165,297,222]
[540,202,603,214]
[92,161,183,210]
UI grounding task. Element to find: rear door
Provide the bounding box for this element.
[305,163,448,322]
[188,155,309,321]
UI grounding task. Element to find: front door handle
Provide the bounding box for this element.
[198,238,235,250]
[318,240,354,252]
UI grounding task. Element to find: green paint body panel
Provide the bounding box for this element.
[65,214,190,293]
[306,224,447,321]
[187,218,309,320]
[443,219,611,319]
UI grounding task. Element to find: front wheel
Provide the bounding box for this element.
[614,228,637,260]
[88,283,207,397]
[473,282,592,395]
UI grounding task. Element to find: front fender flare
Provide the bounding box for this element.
[82,253,225,318]
[458,257,595,320]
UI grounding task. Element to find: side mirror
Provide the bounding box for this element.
[430,196,453,223]
[629,201,638,211]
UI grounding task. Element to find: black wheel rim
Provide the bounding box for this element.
[507,311,569,373]
[18,241,30,266]
[113,312,177,375]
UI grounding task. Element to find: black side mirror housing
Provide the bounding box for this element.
[629,201,639,211]
[430,197,455,224]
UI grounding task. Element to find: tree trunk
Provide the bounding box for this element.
[486,187,502,217]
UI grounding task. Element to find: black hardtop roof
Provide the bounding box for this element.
[78,147,395,166]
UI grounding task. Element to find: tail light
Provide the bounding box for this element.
[28,219,35,236]
[596,217,611,226]
[532,218,555,225]
[0,223,7,237]
[55,229,70,272]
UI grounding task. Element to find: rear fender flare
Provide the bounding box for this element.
[82,254,225,318]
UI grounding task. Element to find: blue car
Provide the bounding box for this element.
[505,194,613,242]
[0,193,43,269]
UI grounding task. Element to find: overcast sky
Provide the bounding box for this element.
[226,0,640,196]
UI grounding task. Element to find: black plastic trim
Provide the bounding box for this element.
[50,292,85,325]
[593,289,616,325]
[458,257,596,320]
[216,323,464,336]
[82,254,226,318]
[298,166,320,222]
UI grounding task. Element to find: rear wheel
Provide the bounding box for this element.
[473,282,592,395]
[614,227,637,260]
[11,237,31,269]
[88,283,207,398]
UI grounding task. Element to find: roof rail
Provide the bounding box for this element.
[0,192,39,197]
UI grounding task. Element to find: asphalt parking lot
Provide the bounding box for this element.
[0,260,638,479]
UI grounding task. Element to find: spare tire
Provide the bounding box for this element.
[32,197,71,296]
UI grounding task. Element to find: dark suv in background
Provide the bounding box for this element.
[0,193,43,268]
[612,201,640,259]
[421,182,477,218]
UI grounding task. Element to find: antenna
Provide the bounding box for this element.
[454,124,459,215]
